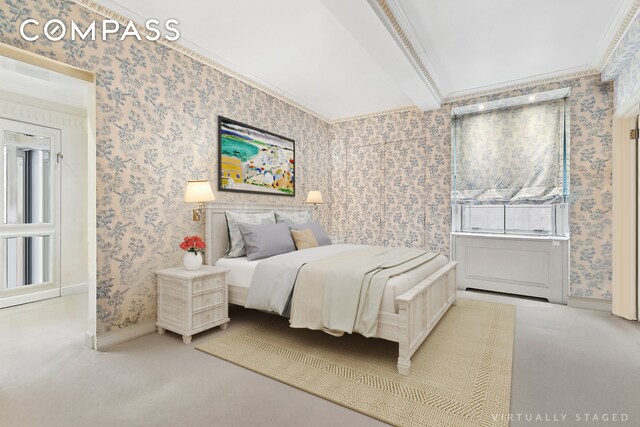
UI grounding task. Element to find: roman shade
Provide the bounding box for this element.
[452,97,569,205]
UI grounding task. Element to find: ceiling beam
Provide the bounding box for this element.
[366,0,443,105]
[321,0,440,111]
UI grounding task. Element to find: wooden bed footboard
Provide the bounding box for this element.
[394,261,458,375]
[226,261,458,376]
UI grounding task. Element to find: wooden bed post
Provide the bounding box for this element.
[397,299,413,375]
[395,261,458,375]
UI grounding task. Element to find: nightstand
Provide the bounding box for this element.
[155,265,230,344]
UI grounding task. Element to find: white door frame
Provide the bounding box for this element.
[612,102,639,320]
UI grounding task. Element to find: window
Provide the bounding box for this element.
[1,119,60,297]
[456,204,567,236]
[451,89,570,237]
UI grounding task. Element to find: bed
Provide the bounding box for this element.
[205,202,457,375]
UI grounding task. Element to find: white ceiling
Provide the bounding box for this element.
[97,0,636,121]
[396,0,632,98]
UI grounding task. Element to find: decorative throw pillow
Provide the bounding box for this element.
[275,210,312,224]
[290,228,319,250]
[238,222,296,261]
[225,210,275,257]
[288,222,332,246]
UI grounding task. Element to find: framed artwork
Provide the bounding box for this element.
[218,116,295,197]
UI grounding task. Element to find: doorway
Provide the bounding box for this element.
[612,103,639,320]
[0,42,97,347]
[0,119,61,307]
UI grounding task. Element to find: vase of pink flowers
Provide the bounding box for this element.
[180,235,206,271]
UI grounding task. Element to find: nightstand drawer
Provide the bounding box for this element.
[159,277,186,294]
[193,305,224,329]
[193,275,223,294]
[193,289,224,311]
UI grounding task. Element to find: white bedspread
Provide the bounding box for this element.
[216,252,449,314]
[290,247,437,336]
[214,257,259,286]
[243,244,439,337]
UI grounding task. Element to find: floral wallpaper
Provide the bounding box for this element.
[602,11,640,82]
[332,75,613,300]
[331,107,452,254]
[0,0,332,333]
[0,1,616,337]
[614,50,640,111]
[602,10,640,111]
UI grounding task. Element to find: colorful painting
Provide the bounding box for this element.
[218,116,295,196]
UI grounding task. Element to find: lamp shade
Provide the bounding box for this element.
[184,180,215,203]
[305,190,323,205]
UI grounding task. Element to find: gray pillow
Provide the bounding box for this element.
[275,210,312,224]
[288,222,332,246]
[238,222,296,261]
[225,210,275,258]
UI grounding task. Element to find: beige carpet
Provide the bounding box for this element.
[196,299,515,427]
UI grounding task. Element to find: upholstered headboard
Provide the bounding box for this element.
[205,202,313,265]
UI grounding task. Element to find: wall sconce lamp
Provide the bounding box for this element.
[184,180,215,221]
[305,190,323,208]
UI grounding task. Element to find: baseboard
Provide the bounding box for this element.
[0,288,59,309]
[95,320,156,350]
[568,296,612,312]
[61,282,88,296]
[85,331,96,349]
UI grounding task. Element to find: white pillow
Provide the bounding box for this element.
[275,210,312,224]
[225,211,275,257]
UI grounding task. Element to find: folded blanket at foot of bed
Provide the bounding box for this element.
[244,244,437,337]
[290,247,437,337]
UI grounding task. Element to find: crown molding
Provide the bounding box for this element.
[367,0,443,102]
[443,68,600,104]
[331,105,420,124]
[451,88,571,117]
[72,0,332,124]
[71,0,621,124]
[332,66,599,122]
[594,0,640,71]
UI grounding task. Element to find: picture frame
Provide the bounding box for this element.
[217,116,295,197]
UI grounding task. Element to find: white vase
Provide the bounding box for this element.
[183,252,203,271]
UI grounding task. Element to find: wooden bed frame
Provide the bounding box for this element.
[205,202,457,375]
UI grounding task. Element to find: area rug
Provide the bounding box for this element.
[196,299,515,427]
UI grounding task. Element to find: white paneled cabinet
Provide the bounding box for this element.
[451,232,569,304]
[155,266,230,344]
